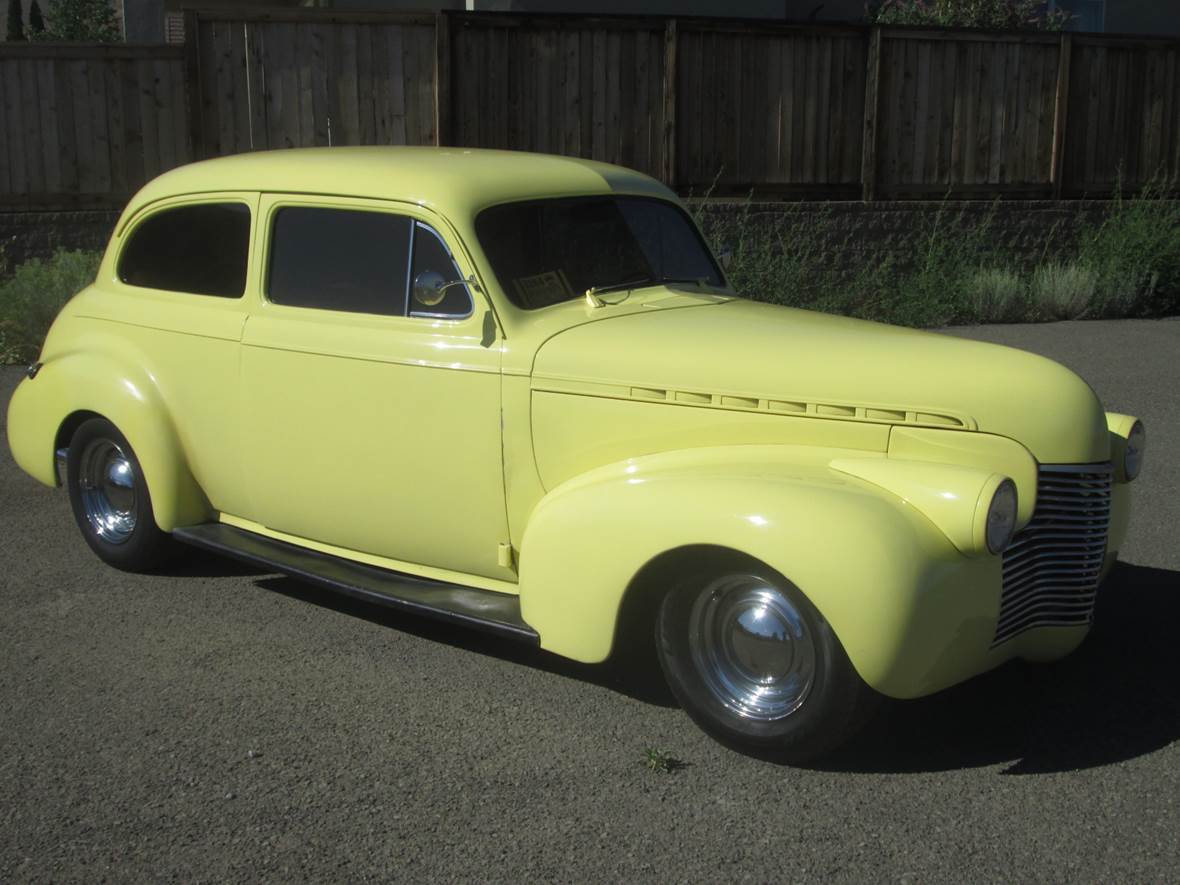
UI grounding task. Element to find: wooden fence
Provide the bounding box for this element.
[188,12,439,158]
[0,43,189,207]
[448,16,669,181]
[1,10,1178,207]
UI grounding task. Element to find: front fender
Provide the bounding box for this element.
[518,445,1000,698]
[6,349,210,531]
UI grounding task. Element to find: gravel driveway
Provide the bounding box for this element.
[2,319,1177,882]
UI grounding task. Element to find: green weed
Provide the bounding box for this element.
[1075,178,1180,317]
[643,746,686,774]
[0,249,99,365]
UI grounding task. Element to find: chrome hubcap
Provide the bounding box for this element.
[688,575,816,721]
[78,438,138,545]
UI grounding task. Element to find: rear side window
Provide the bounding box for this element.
[267,207,412,316]
[118,203,251,298]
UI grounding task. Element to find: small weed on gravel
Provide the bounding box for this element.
[643,746,687,774]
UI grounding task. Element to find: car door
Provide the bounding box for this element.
[238,194,512,582]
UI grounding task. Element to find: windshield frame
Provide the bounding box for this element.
[473,194,728,311]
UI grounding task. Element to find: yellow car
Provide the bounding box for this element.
[6,147,1145,760]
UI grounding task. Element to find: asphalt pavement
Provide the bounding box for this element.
[1,319,1178,882]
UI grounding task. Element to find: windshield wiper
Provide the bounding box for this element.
[584,274,716,308]
[584,275,653,308]
[586,275,653,297]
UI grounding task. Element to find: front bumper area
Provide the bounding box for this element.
[866,465,1131,700]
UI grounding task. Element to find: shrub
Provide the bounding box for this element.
[696,184,1179,328]
[1077,179,1180,317]
[0,249,99,365]
[868,0,1068,30]
[1030,262,1097,320]
[967,267,1028,323]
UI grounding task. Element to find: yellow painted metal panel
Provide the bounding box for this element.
[888,426,1039,525]
[238,193,512,581]
[531,391,890,491]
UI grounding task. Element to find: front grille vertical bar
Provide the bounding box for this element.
[994,463,1112,645]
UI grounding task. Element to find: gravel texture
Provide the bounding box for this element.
[1,319,1178,883]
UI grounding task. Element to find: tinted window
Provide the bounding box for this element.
[475,196,723,310]
[118,203,251,297]
[268,207,412,316]
[409,222,472,318]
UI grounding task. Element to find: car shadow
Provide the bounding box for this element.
[154,549,269,579]
[251,575,679,708]
[244,561,1178,772]
[812,562,1180,774]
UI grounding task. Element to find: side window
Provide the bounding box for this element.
[118,203,251,298]
[408,222,473,318]
[268,207,412,316]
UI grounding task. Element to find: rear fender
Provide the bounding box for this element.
[6,348,210,530]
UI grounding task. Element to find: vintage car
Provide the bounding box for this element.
[7,147,1145,760]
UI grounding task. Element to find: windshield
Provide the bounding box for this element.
[475,196,725,310]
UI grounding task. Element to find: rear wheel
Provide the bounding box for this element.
[655,554,875,762]
[66,418,173,572]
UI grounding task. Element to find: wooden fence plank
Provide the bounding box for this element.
[434,14,450,145]
[54,59,79,194]
[1051,34,1072,196]
[860,27,881,199]
[17,60,45,194]
[660,20,677,186]
[101,58,126,195]
[36,59,62,193]
[118,58,145,189]
[2,61,27,195]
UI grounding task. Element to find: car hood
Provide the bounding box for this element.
[530,298,1110,464]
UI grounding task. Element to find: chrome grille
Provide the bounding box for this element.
[994,463,1112,645]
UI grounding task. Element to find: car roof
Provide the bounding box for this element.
[125,146,676,221]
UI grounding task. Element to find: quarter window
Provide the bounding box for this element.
[118,202,251,298]
[408,222,472,318]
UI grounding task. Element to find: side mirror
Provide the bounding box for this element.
[413,271,480,307]
[413,270,449,307]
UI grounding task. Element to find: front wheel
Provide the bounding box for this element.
[66,417,174,572]
[655,556,875,762]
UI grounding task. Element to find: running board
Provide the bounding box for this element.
[172,523,538,645]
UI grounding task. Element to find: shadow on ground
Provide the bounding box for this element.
[251,574,678,709]
[233,559,1177,773]
[815,562,1180,774]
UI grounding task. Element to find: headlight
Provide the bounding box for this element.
[1124,420,1145,481]
[982,478,1019,555]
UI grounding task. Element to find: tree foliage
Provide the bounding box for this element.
[29,1,45,36]
[7,0,26,41]
[868,0,1069,30]
[40,0,120,42]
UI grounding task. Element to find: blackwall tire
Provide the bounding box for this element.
[66,418,174,573]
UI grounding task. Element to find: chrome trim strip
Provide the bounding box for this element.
[403,219,415,317]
